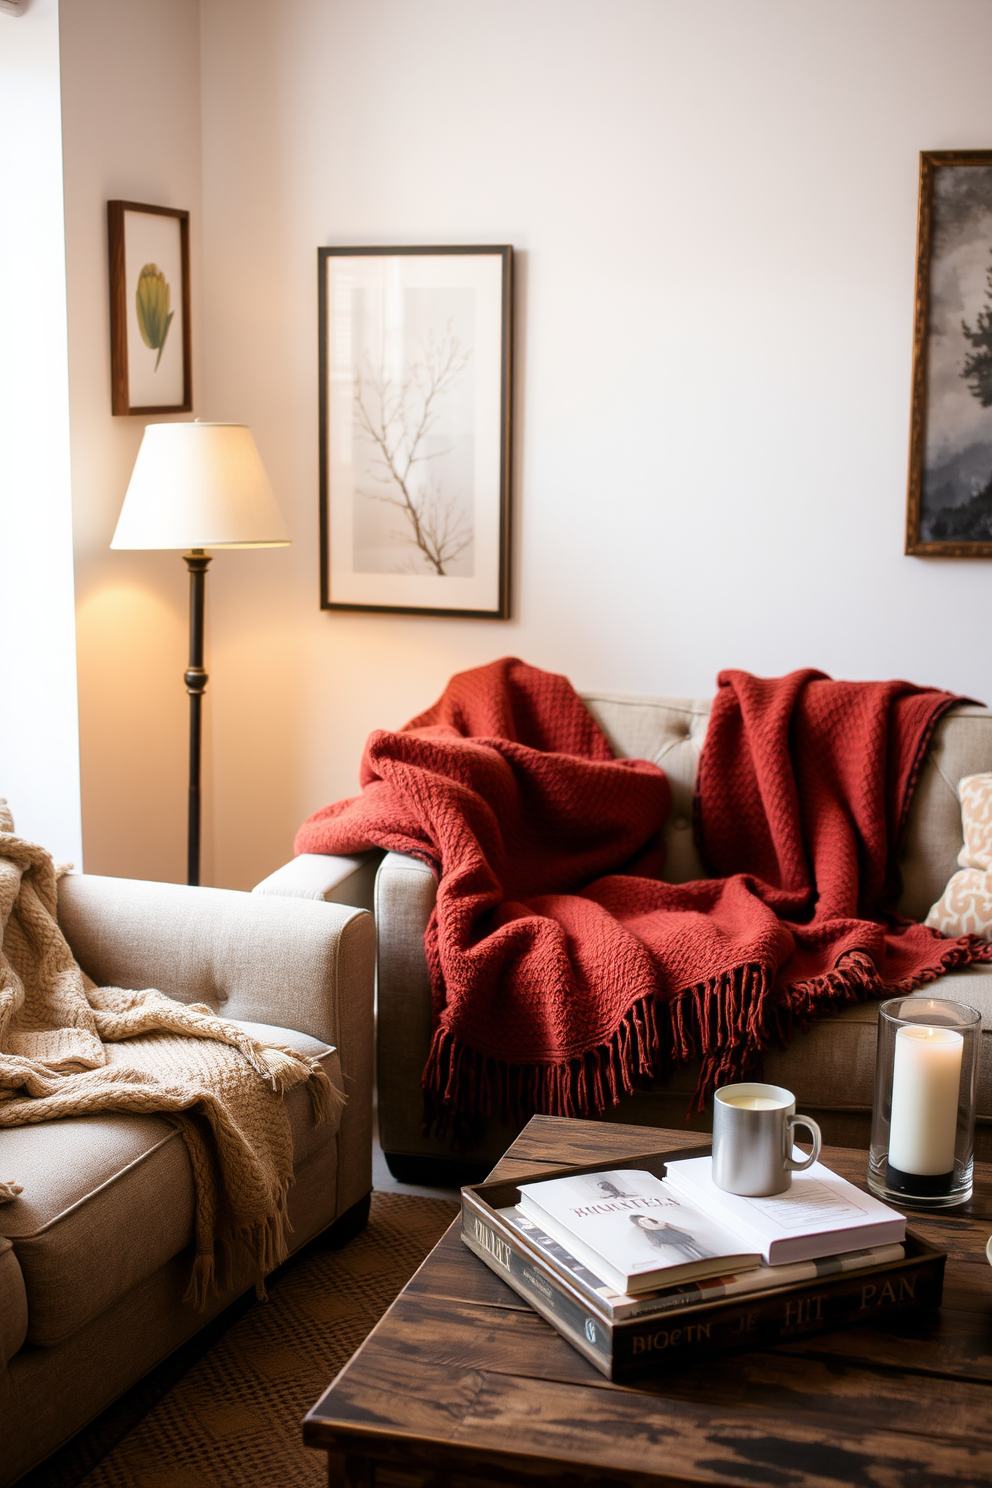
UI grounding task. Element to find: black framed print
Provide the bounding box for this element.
[319,245,512,616]
[906,152,992,555]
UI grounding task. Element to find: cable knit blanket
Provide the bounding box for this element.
[296,659,991,1140]
[0,802,340,1304]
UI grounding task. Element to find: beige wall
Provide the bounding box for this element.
[61,0,204,883]
[63,0,992,891]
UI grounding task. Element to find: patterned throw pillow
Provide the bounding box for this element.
[925,773,992,939]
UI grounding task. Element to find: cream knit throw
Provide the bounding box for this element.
[0,802,342,1305]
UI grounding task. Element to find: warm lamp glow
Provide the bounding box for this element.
[111,422,290,550]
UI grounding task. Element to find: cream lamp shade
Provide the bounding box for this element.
[111,422,290,550]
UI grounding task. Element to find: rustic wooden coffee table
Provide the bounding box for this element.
[304,1116,992,1486]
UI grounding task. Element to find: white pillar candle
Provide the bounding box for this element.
[887,1025,963,1176]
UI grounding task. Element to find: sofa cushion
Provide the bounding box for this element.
[641,969,992,1121]
[768,977,991,1122]
[924,774,992,939]
[899,706,992,920]
[580,695,992,911]
[0,1022,338,1347]
[766,967,992,1116]
[926,869,992,940]
[234,1021,341,1169]
[582,692,711,884]
[954,773,992,870]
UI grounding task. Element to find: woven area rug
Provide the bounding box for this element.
[31,1192,459,1488]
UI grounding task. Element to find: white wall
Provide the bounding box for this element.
[190,0,992,891]
[59,0,992,891]
[0,0,82,864]
[60,0,203,883]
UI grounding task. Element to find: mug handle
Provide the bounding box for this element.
[785,1114,822,1172]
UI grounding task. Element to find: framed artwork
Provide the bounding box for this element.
[907,152,992,555]
[108,201,191,416]
[318,245,512,616]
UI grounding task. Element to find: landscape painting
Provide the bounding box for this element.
[907,152,992,555]
[319,246,512,617]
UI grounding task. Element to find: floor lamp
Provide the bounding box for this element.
[111,422,290,886]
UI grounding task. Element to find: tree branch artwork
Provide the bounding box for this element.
[353,325,473,576]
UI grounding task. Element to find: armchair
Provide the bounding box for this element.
[0,873,374,1487]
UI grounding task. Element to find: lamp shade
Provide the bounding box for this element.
[111,422,290,550]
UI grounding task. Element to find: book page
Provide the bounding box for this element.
[663,1155,904,1251]
[739,1177,869,1230]
[517,1168,754,1281]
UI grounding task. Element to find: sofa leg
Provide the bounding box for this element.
[383,1152,493,1189]
[321,1192,372,1249]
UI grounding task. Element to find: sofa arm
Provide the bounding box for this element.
[56,873,374,1052]
[253,851,380,912]
[374,851,438,1156]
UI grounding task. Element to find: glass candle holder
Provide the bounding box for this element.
[868,997,981,1209]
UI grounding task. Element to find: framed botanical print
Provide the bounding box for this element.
[108,201,192,416]
[318,245,512,617]
[906,152,992,555]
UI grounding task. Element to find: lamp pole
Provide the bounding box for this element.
[183,549,211,886]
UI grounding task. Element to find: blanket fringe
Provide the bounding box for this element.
[423,932,992,1145]
[186,1251,216,1311]
[183,1177,294,1309]
[305,1061,342,1126]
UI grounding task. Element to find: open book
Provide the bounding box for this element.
[663,1155,905,1265]
[518,1159,906,1294]
[516,1168,761,1294]
[502,1207,906,1321]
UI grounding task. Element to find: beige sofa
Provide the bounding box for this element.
[0,873,374,1488]
[257,691,992,1183]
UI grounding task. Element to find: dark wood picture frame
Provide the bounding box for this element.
[318,244,512,618]
[906,151,992,555]
[108,200,192,417]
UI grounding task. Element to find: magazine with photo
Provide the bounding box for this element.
[516,1168,761,1294]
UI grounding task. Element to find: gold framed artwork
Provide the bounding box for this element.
[318,245,513,617]
[906,151,992,555]
[108,201,192,417]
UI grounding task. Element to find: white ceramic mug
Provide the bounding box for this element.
[713,1082,822,1197]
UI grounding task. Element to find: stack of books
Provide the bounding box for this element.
[460,1149,945,1379]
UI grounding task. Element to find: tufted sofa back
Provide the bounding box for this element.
[581,691,992,921]
[582,692,710,884]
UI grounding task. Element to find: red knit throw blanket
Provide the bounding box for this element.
[296,659,989,1136]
